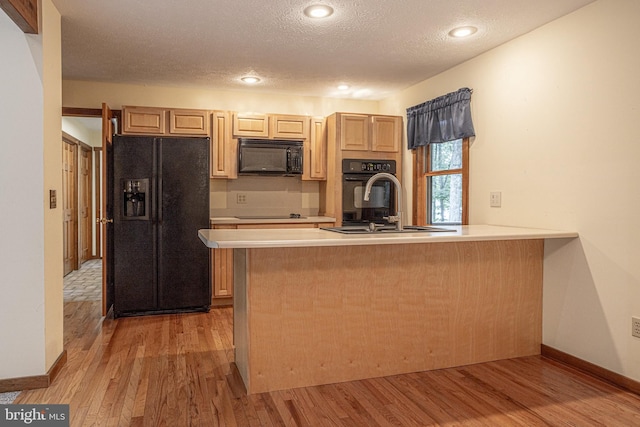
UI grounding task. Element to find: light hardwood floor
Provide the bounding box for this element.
[15,301,640,426]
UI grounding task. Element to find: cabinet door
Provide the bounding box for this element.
[270,115,309,139]
[211,225,236,300]
[211,111,237,179]
[123,106,166,134]
[169,109,209,135]
[339,113,369,151]
[233,112,269,137]
[371,115,401,152]
[212,248,234,298]
[304,117,326,180]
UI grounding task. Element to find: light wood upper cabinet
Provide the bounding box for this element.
[233,113,269,138]
[169,109,209,135]
[123,106,166,134]
[339,114,370,151]
[371,115,402,152]
[233,112,312,140]
[270,114,310,139]
[303,117,326,180]
[211,111,237,179]
[123,106,209,136]
[336,113,402,153]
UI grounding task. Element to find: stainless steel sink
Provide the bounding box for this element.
[321,225,456,234]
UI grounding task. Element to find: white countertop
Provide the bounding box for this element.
[198,224,578,249]
[210,216,336,225]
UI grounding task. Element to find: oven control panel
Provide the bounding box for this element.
[342,159,396,174]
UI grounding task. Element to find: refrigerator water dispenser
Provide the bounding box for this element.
[122,178,149,220]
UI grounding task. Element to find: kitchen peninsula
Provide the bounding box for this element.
[198,225,577,394]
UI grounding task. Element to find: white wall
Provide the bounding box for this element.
[382,0,640,381]
[62,80,382,117]
[0,3,51,379]
[62,117,102,147]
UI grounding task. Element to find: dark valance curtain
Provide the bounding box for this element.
[406,87,475,150]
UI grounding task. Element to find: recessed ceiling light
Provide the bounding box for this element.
[241,76,261,84]
[337,84,349,91]
[449,26,478,38]
[304,4,334,19]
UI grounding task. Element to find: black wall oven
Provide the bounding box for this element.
[341,159,396,226]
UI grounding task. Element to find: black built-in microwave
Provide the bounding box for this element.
[238,138,303,176]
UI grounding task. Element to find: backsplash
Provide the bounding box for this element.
[210,176,321,217]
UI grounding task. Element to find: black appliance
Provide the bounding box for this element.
[112,135,210,317]
[342,159,396,226]
[238,138,303,175]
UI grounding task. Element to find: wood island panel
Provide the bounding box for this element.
[234,239,543,394]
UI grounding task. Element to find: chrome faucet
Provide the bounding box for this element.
[363,172,403,231]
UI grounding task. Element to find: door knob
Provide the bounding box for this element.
[96,218,113,224]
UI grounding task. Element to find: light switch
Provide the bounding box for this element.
[490,191,501,207]
[49,190,57,209]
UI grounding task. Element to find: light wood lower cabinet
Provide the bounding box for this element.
[210,222,334,304]
[210,225,235,305]
[212,248,234,299]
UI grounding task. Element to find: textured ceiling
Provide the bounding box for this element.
[51,0,595,100]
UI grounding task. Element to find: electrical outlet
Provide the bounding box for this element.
[632,317,640,338]
[236,193,247,204]
[490,191,502,207]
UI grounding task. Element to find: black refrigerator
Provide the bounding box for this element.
[112,135,210,317]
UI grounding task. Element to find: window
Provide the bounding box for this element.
[413,138,469,225]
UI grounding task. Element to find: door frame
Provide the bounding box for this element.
[62,137,78,275]
[62,106,121,316]
[62,131,94,267]
[101,103,115,316]
[78,141,93,265]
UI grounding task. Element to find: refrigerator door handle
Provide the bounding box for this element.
[152,139,160,224]
[156,177,162,224]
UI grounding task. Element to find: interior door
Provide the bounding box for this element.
[101,103,115,316]
[62,140,78,275]
[79,145,92,264]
